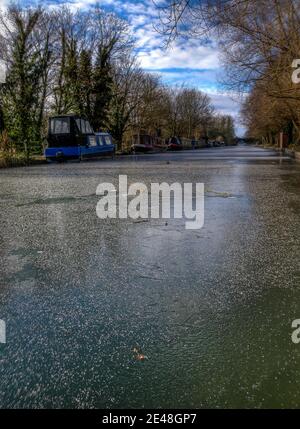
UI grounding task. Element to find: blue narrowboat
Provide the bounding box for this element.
[45,115,115,162]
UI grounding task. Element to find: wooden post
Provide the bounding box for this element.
[279,132,284,151]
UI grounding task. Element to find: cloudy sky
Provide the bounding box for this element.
[1,0,245,135]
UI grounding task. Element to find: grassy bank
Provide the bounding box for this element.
[0,153,46,168]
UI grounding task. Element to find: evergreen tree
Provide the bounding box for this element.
[1,7,50,158]
[78,49,92,119]
[91,45,113,131]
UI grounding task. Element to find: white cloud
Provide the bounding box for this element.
[129,13,150,27]
[208,91,240,115]
[47,0,119,13]
[139,42,220,70]
[0,0,7,9]
[125,6,220,72]
[207,92,245,135]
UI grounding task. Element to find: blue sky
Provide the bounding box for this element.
[0,0,245,135]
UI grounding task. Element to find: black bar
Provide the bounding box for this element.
[0,409,297,425]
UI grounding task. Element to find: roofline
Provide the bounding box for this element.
[49,114,81,118]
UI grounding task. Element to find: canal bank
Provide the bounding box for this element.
[258,143,300,163]
[285,149,300,162]
[0,155,46,169]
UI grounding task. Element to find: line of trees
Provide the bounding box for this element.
[158,0,300,146]
[0,3,235,159]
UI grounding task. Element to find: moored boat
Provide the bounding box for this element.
[45,115,115,162]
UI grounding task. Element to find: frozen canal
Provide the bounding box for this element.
[0,145,300,408]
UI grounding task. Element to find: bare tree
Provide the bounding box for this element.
[156,0,300,143]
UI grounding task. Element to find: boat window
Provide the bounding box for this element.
[75,119,81,132]
[78,119,93,134]
[85,121,93,134]
[104,135,112,145]
[50,118,70,134]
[80,119,86,134]
[89,136,97,147]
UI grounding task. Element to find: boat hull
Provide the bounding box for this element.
[45,145,115,162]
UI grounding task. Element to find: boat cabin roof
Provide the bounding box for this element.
[50,114,81,118]
[49,115,94,135]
